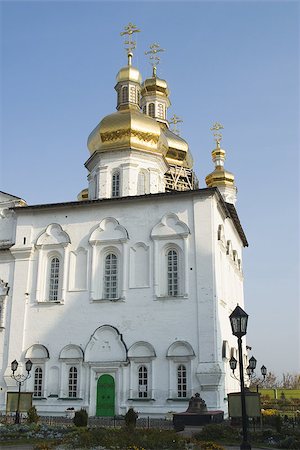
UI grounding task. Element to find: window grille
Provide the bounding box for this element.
[121,86,128,103]
[49,257,60,301]
[68,366,78,398]
[138,365,148,398]
[167,249,178,296]
[137,171,146,195]
[143,105,147,114]
[148,103,155,118]
[34,367,43,397]
[104,253,118,299]
[177,364,187,398]
[112,172,120,197]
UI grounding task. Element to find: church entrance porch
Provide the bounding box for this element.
[96,374,115,416]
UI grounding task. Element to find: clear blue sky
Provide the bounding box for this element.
[1,1,299,376]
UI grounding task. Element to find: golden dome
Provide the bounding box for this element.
[87,108,168,157]
[116,65,142,84]
[141,76,169,97]
[205,166,235,187]
[163,127,193,168]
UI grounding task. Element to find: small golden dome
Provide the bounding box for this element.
[87,108,168,157]
[116,65,142,84]
[205,166,235,187]
[163,128,193,168]
[141,76,170,97]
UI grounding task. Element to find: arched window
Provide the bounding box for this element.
[148,103,155,118]
[121,86,128,103]
[177,364,187,398]
[137,171,146,195]
[112,171,120,198]
[69,366,78,398]
[157,103,164,119]
[34,367,43,397]
[138,365,148,398]
[143,105,147,114]
[104,253,118,299]
[167,249,178,296]
[49,257,60,301]
[130,86,136,103]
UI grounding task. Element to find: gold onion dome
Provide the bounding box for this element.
[205,143,235,187]
[116,65,142,84]
[141,75,169,97]
[163,128,193,169]
[87,109,168,156]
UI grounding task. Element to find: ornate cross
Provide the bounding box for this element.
[170,114,183,135]
[210,122,224,145]
[145,43,164,76]
[120,22,141,55]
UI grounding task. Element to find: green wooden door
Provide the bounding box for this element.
[96,374,115,416]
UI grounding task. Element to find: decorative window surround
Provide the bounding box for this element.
[128,341,156,400]
[151,213,190,299]
[35,224,71,303]
[166,341,195,400]
[0,279,9,329]
[89,217,128,301]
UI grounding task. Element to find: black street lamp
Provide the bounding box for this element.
[11,359,32,424]
[229,305,251,450]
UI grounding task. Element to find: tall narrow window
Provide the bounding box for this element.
[167,249,178,296]
[121,86,128,103]
[177,364,187,398]
[34,367,43,397]
[104,253,118,299]
[137,171,146,195]
[148,103,155,118]
[138,365,148,398]
[137,90,141,106]
[143,105,147,114]
[69,366,78,398]
[49,257,60,301]
[112,171,120,198]
[157,103,164,119]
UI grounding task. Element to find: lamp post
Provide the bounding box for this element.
[229,305,251,450]
[11,359,32,424]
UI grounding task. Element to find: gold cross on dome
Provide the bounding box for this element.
[210,122,224,145]
[120,23,141,55]
[170,114,183,135]
[145,43,165,67]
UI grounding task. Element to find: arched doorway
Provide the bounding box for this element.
[96,374,115,416]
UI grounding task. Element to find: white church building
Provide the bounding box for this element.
[0,29,248,418]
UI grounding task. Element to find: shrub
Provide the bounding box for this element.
[27,406,39,424]
[124,407,138,429]
[73,408,88,427]
[193,423,239,442]
[196,442,225,449]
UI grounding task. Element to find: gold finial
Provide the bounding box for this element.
[210,122,224,146]
[120,23,141,64]
[145,43,165,77]
[170,114,183,135]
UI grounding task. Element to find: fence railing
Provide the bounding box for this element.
[0,413,173,429]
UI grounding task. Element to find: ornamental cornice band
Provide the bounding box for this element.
[101,129,159,144]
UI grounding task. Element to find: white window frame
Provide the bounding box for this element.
[33,367,43,398]
[112,171,121,198]
[177,364,187,398]
[167,248,179,296]
[103,252,118,300]
[68,366,78,398]
[48,256,60,301]
[138,365,148,398]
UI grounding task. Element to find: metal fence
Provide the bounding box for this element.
[0,413,173,430]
